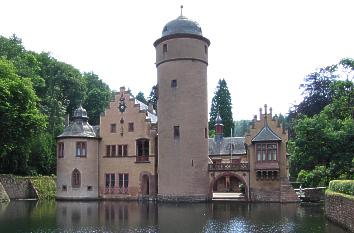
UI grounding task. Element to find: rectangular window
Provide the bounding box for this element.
[128,122,134,132]
[256,143,278,161]
[111,145,116,157]
[57,142,64,158]
[110,174,115,188]
[256,144,261,161]
[262,144,266,161]
[268,144,277,160]
[171,79,177,88]
[124,174,128,188]
[123,145,128,156]
[118,145,122,157]
[105,173,115,188]
[76,142,87,157]
[205,128,208,139]
[163,44,167,53]
[118,173,129,188]
[105,174,110,188]
[117,145,128,157]
[174,126,180,138]
[106,145,110,157]
[110,124,116,133]
[205,45,208,54]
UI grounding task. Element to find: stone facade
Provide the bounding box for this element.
[325,192,354,232]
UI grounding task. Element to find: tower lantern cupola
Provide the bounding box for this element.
[215,112,224,140]
[73,104,88,123]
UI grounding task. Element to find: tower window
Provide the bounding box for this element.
[205,45,208,54]
[205,128,208,139]
[76,142,87,157]
[174,126,180,138]
[57,142,64,158]
[163,44,167,53]
[171,79,177,88]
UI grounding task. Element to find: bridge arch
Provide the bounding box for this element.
[209,172,248,200]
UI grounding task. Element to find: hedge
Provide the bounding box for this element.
[29,175,56,200]
[328,180,354,196]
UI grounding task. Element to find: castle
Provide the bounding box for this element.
[56,11,298,202]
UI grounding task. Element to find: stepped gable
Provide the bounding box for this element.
[134,99,157,124]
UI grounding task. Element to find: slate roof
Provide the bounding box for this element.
[208,137,246,156]
[58,120,97,138]
[252,125,281,142]
[57,105,97,138]
[134,99,158,124]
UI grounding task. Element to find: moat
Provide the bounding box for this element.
[0,201,347,233]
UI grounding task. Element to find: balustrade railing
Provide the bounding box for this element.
[208,162,249,171]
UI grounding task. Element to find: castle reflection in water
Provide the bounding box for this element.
[0,201,346,233]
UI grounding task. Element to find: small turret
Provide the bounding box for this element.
[215,112,224,140]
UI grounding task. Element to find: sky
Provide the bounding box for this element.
[1,0,354,120]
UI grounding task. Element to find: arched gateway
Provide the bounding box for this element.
[208,113,250,200]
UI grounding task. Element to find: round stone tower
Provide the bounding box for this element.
[154,9,210,201]
[56,105,99,200]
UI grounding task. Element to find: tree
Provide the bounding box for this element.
[83,72,111,125]
[136,91,148,105]
[289,79,354,186]
[233,120,250,137]
[148,85,158,111]
[209,79,234,137]
[0,58,46,174]
[0,35,113,175]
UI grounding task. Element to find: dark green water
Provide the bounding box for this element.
[0,200,347,233]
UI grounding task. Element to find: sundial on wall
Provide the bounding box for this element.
[118,94,127,113]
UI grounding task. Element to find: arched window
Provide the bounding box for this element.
[72,169,81,188]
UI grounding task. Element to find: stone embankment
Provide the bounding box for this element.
[325,180,354,233]
[0,182,10,202]
[0,174,38,200]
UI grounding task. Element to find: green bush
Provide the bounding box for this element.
[328,180,354,196]
[296,165,330,187]
[29,175,56,200]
